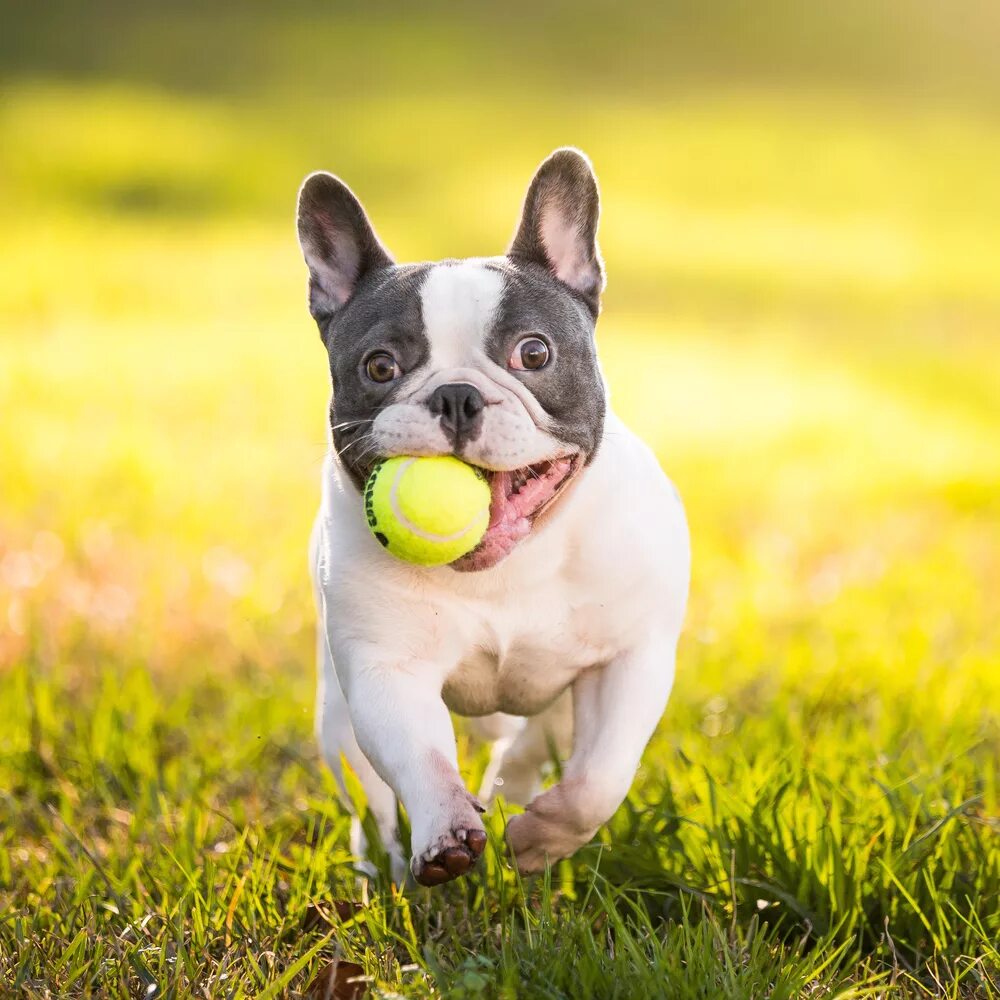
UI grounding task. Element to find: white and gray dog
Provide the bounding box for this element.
[297,148,690,886]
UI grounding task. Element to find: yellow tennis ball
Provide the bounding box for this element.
[364,456,490,566]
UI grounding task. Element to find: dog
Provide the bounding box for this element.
[297,148,690,885]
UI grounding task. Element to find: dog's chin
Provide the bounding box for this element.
[450,454,582,573]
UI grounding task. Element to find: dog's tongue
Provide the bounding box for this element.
[453,472,530,571]
[452,458,572,572]
[487,471,514,529]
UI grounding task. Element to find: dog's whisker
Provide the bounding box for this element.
[336,443,366,460]
[331,418,373,433]
[337,432,376,458]
[352,442,380,465]
[337,437,384,471]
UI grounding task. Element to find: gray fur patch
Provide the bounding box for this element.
[483,259,606,460]
[323,263,433,488]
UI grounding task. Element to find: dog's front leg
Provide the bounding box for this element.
[506,636,677,873]
[339,653,487,886]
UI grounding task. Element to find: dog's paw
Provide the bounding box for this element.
[505,782,601,874]
[412,827,488,886]
[411,792,488,887]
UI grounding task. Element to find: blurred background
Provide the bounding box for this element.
[2,0,999,723]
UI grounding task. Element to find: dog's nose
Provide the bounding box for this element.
[428,382,485,447]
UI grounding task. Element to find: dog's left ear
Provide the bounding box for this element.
[296,171,394,324]
[508,148,605,315]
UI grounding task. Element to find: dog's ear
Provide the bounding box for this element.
[296,172,393,323]
[508,148,605,315]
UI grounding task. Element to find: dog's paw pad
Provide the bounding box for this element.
[412,828,488,886]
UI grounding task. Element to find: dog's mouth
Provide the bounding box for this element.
[451,454,581,572]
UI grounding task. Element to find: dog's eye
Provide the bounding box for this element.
[365,352,400,383]
[509,337,550,372]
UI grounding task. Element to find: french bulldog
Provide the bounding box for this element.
[297,148,690,885]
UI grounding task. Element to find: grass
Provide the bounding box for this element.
[3,642,998,996]
[2,8,1000,995]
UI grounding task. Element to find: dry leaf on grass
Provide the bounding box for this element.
[305,958,367,999]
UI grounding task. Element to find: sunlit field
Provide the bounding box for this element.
[2,5,1000,997]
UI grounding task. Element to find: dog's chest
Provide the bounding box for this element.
[440,596,620,717]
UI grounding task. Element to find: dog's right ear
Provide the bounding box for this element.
[296,172,393,324]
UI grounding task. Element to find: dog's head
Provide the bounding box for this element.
[296,148,607,571]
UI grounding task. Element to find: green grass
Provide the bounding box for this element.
[3,642,998,997]
[2,6,1000,996]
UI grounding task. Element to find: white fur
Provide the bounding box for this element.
[313,408,690,877]
[421,260,505,369]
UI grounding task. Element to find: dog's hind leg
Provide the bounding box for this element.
[480,695,573,807]
[470,713,528,802]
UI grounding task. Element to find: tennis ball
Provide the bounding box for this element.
[363,456,490,566]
